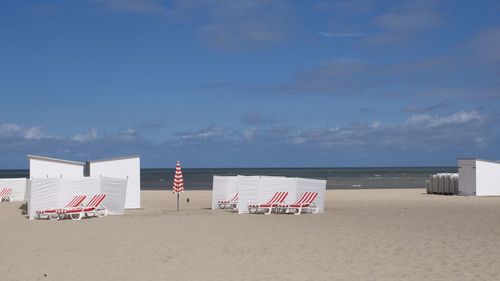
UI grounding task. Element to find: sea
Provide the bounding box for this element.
[0,167,457,190]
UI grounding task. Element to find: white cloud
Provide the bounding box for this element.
[24,127,46,140]
[318,32,365,38]
[0,123,22,137]
[243,128,257,141]
[286,111,489,149]
[404,111,483,129]
[176,124,226,141]
[0,123,52,140]
[72,128,98,142]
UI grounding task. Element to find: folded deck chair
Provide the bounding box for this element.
[218,193,238,209]
[0,188,13,202]
[283,191,319,215]
[58,194,108,221]
[36,195,87,220]
[248,191,288,215]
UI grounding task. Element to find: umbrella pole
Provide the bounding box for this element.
[176,193,179,211]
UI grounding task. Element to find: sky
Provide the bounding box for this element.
[1,0,499,168]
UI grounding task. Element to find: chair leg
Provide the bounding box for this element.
[70,213,82,221]
[48,213,60,220]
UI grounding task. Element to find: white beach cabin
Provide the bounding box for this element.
[458,158,500,196]
[88,156,141,209]
[28,155,85,178]
[27,154,141,209]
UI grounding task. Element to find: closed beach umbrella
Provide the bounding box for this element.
[173,161,184,211]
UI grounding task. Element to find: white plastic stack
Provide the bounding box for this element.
[426,173,459,195]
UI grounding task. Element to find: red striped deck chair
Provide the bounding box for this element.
[284,191,319,215]
[248,191,288,215]
[58,194,108,220]
[36,195,86,220]
[218,193,239,209]
[0,188,13,202]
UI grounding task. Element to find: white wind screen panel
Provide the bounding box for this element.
[29,158,84,179]
[237,176,261,214]
[211,176,228,209]
[227,176,238,202]
[89,157,140,209]
[56,177,100,213]
[211,176,239,209]
[101,177,128,215]
[28,177,127,219]
[296,178,327,213]
[0,178,27,201]
[28,178,60,220]
[259,176,297,206]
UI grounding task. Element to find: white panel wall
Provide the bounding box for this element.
[28,177,127,219]
[296,178,327,213]
[227,177,238,199]
[89,157,141,209]
[476,160,500,196]
[237,176,261,214]
[29,158,84,178]
[458,159,476,195]
[28,178,60,219]
[0,178,27,201]
[259,176,297,205]
[101,177,128,215]
[235,176,326,214]
[211,176,228,209]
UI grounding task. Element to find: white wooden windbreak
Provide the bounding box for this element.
[211,175,327,214]
[27,177,127,219]
[211,176,238,209]
[0,178,27,201]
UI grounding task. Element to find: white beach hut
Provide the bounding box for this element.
[28,155,85,178]
[458,158,500,196]
[88,156,141,209]
[27,154,141,209]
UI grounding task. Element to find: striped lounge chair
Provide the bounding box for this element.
[57,194,108,220]
[283,191,319,215]
[0,188,13,202]
[218,193,238,209]
[36,195,87,220]
[248,191,288,215]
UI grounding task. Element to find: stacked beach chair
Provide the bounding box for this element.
[426,173,459,195]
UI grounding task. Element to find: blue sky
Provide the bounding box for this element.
[1,0,499,168]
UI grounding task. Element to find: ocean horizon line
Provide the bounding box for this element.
[0,165,459,171]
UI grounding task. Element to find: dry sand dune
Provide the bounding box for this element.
[1,189,500,281]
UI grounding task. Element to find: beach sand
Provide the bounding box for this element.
[1,189,500,281]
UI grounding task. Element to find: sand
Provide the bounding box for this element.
[1,189,500,281]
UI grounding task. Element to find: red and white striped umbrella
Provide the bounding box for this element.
[173,161,184,193]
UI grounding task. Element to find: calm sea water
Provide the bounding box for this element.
[1,167,457,190]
